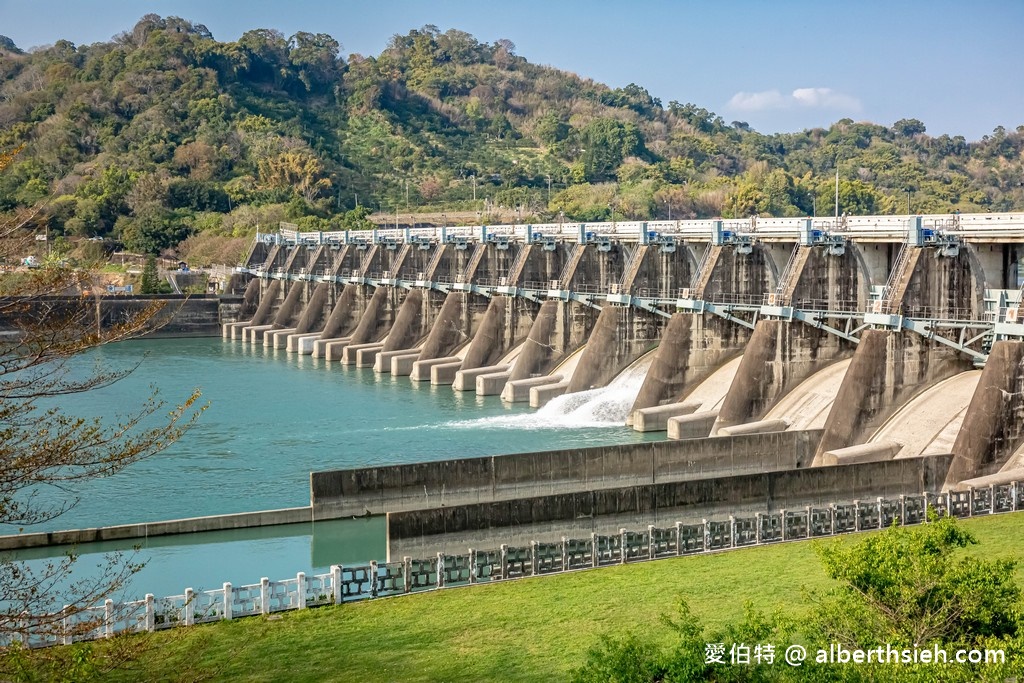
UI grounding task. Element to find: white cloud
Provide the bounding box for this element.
[727,87,862,113]
[791,87,862,111]
[727,90,787,111]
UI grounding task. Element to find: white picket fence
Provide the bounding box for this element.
[8,483,1020,648]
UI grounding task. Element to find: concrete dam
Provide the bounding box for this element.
[223,212,1024,548]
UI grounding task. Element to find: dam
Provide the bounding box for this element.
[6,211,1024,644]
[221,212,1024,545]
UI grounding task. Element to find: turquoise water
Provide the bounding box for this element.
[7,337,660,599]
[7,518,385,601]
[7,337,658,534]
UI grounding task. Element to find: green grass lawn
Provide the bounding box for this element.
[29,513,1024,682]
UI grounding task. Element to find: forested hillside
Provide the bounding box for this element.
[1,14,1022,255]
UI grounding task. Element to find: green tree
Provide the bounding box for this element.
[572,517,1024,682]
[0,148,204,660]
[580,119,645,182]
[140,255,160,293]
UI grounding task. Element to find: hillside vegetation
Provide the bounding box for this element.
[1,15,1023,256]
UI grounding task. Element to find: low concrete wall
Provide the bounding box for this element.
[0,506,313,550]
[310,430,824,518]
[0,295,232,338]
[386,454,954,544]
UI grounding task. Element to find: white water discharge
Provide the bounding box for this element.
[449,356,655,430]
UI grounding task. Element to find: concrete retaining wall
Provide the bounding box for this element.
[310,430,824,518]
[0,506,313,550]
[386,454,953,544]
[0,295,232,338]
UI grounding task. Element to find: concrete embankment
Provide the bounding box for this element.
[386,454,954,551]
[310,430,823,519]
[0,506,314,551]
[0,295,240,338]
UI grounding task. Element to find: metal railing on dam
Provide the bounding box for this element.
[15,482,1022,648]
[263,211,1024,247]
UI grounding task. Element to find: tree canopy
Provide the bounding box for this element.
[0,15,1022,254]
[572,516,1024,682]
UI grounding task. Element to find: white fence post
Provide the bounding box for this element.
[297,572,306,609]
[805,505,812,538]
[184,588,194,626]
[370,562,379,598]
[620,529,628,564]
[530,541,539,575]
[223,582,233,621]
[648,525,656,559]
[561,537,569,571]
[675,522,683,555]
[61,605,72,645]
[104,599,114,638]
[403,558,412,593]
[436,553,445,589]
[331,565,343,604]
[469,549,477,584]
[260,578,270,615]
[145,594,155,632]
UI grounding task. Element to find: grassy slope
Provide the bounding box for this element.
[93,513,1024,681]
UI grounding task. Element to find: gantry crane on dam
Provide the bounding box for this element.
[224,212,1024,493]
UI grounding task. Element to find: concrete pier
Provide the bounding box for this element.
[633,400,701,432]
[476,370,512,396]
[668,411,719,440]
[391,352,422,376]
[374,347,421,374]
[430,360,464,385]
[531,380,569,408]
[945,341,1024,486]
[812,331,972,465]
[453,364,510,392]
[501,374,563,403]
[411,355,461,382]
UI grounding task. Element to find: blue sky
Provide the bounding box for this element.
[1,0,1021,141]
